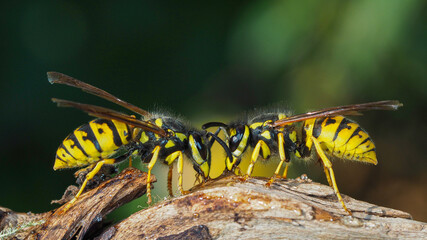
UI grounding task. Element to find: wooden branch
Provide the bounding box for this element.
[2,172,426,239]
[0,168,155,240]
[96,175,426,239]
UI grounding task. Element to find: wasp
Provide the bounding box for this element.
[48,72,232,208]
[203,100,402,215]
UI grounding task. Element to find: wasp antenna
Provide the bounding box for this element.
[207,127,221,147]
[206,131,233,163]
[202,122,228,130]
[47,72,152,117]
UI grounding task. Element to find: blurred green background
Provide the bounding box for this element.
[0,0,426,222]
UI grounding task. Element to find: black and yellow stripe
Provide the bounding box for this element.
[53,119,131,170]
[302,116,377,164]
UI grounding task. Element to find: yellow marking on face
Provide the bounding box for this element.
[165,140,175,148]
[232,126,250,157]
[199,162,210,178]
[189,135,205,165]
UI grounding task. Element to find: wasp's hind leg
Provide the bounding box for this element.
[60,158,117,213]
[311,136,352,215]
[73,163,96,178]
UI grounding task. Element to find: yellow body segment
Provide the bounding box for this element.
[73,130,101,159]
[53,119,130,169]
[304,116,377,165]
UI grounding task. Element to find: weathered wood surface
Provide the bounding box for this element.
[96,175,426,239]
[1,171,426,239]
[0,168,154,240]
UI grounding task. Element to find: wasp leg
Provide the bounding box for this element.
[282,164,289,178]
[311,137,352,215]
[128,155,133,168]
[147,146,161,204]
[226,155,240,173]
[235,166,243,176]
[245,140,268,180]
[167,165,174,197]
[323,163,333,187]
[176,151,189,195]
[165,151,188,196]
[73,163,96,178]
[267,133,287,186]
[62,158,116,212]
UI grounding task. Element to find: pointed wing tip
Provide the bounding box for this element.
[47,71,63,84]
[389,100,403,110]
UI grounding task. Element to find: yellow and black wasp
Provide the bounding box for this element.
[48,72,232,208]
[203,100,402,215]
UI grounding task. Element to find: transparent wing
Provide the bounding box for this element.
[52,98,167,136]
[272,100,403,127]
[48,72,151,118]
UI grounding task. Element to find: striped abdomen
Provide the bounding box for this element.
[302,116,377,164]
[53,119,131,169]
